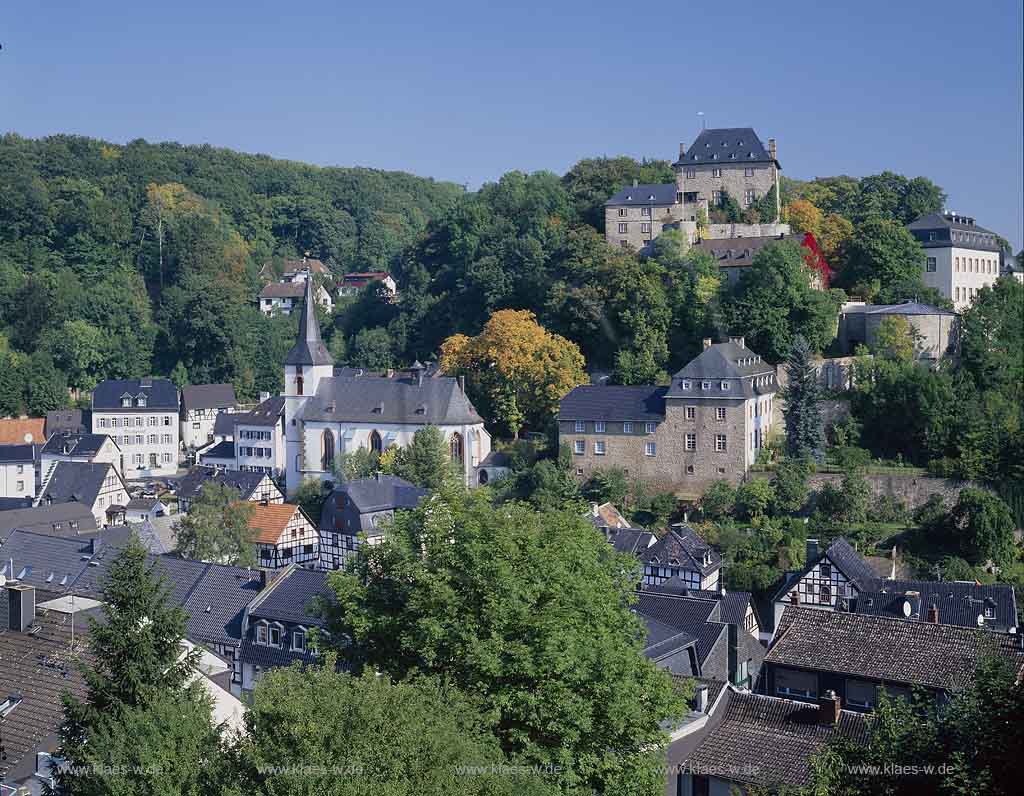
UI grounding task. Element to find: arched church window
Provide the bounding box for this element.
[449,432,463,465]
[321,429,334,471]
[369,430,383,455]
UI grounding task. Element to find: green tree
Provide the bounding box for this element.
[335,446,380,481]
[317,487,688,795]
[782,335,826,462]
[946,488,1016,567]
[582,466,630,506]
[293,477,328,526]
[52,536,220,796]
[735,479,775,521]
[172,481,257,566]
[772,457,811,515]
[349,326,396,370]
[226,657,560,796]
[872,314,917,362]
[0,350,25,415]
[25,350,69,414]
[389,425,460,491]
[835,216,928,302]
[561,155,673,230]
[700,481,736,521]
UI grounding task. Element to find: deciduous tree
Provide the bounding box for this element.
[173,482,256,566]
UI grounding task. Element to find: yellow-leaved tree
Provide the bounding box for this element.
[440,310,586,438]
[785,198,823,238]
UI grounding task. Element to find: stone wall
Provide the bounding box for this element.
[675,162,777,217]
[806,472,978,511]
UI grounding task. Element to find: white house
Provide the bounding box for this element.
[233,396,286,478]
[283,279,491,495]
[40,432,122,481]
[908,212,1004,310]
[247,502,319,570]
[0,444,36,501]
[180,383,237,451]
[258,280,333,316]
[36,461,129,528]
[125,497,167,524]
[337,271,398,298]
[91,378,180,477]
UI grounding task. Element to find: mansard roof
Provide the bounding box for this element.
[666,340,777,399]
[92,378,178,410]
[675,127,777,168]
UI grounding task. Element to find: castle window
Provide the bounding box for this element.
[744,189,756,206]
[574,440,585,455]
[645,422,657,434]
[449,432,463,464]
[715,434,727,452]
[640,223,651,234]
[618,223,628,234]
[574,420,585,432]
[716,407,726,421]
[744,167,754,177]
[595,421,606,433]
[686,406,696,421]
[369,431,383,455]
[623,422,633,433]
[686,434,696,451]
[321,430,335,471]
[640,207,651,217]
[712,168,722,178]
[645,442,656,457]
[618,208,626,217]
[594,441,606,455]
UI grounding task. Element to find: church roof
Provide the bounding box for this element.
[284,278,334,367]
[298,373,482,425]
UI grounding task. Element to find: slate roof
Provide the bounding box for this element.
[856,580,1017,631]
[247,566,333,627]
[767,606,1024,692]
[45,408,90,437]
[0,609,91,784]
[213,412,238,436]
[907,212,997,235]
[259,281,306,299]
[558,385,667,422]
[634,591,724,667]
[199,440,235,461]
[907,213,1001,251]
[683,690,869,788]
[646,580,753,626]
[0,443,35,462]
[641,615,698,662]
[126,497,161,511]
[0,529,105,593]
[234,395,285,427]
[38,462,119,507]
[864,301,956,317]
[238,638,322,669]
[284,278,334,367]
[133,516,178,555]
[181,383,237,411]
[676,127,776,167]
[91,378,178,410]
[176,466,265,502]
[0,503,98,538]
[247,503,308,544]
[666,341,777,399]
[336,476,427,514]
[0,497,33,512]
[604,183,678,207]
[177,561,265,646]
[40,432,112,457]
[282,257,328,275]
[820,537,879,589]
[602,527,657,556]
[694,234,799,267]
[639,524,721,576]
[0,417,46,444]
[299,374,482,425]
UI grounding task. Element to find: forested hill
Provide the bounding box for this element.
[0,132,953,419]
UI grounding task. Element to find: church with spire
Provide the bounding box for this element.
[283,278,493,494]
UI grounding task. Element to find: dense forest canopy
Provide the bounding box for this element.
[0,131,964,418]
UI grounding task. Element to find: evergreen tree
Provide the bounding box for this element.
[782,335,826,463]
[388,425,459,491]
[52,536,220,795]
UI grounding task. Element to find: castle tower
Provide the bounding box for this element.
[284,278,334,495]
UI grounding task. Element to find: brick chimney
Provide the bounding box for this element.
[927,604,939,624]
[702,338,713,351]
[768,138,777,161]
[790,591,799,606]
[805,538,819,565]
[818,690,841,725]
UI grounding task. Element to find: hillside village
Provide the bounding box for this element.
[0,124,1022,796]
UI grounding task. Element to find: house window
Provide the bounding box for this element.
[686,433,696,451]
[617,208,627,217]
[715,434,727,451]
[681,379,691,390]
[716,407,726,421]
[121,397,131,408]
[744,167,754,177]
[618,223,628,234]
[623,422,633,433]
[370,430,383,455]
[645,422,656,434]
[292,629,306,651]
[686,465,695,475]
[820,584,831,603]
[576,467,584,476]
[16,480,24,491]
[846,680,877,709]
[644,442,656,457]
[574,420,585,432]
[775,668,817,699]
[296,374,304,395]
[712,168,722,178]
[135,435,143,445]
[984,605,995,619]
[321,428,333,471]
[685,168,696,179]
[449,432,463,464]
[676,191,683,204]
[640,207,651,217]
[926,257,937,272]
[137,396,147,408]
[619,240,628,248]
[594,421,606,433]
[712,190,722,204]
[640,223,651,234]
[594,441,606,455]
[149,453,158,467]
[163,416,171,426]
[574,440,585,455]
[819,563,831,578]
[269,626,282,647]
[256,623,268,644]
[162,453,172,463]
[686,406,696,421]
[721,381,730,391]
[744,189,755,206]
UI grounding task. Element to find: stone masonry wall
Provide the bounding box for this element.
[806,473,980,511]
[675,162,777,217]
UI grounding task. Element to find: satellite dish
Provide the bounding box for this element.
[902,600,912,618]
[23,432,32,443]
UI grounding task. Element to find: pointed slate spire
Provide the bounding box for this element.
[285,278,334,366]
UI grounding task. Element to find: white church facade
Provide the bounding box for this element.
[282,279,492,495]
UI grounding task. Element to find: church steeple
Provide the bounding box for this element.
[285,277,334,367]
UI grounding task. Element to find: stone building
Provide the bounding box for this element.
[558,338,777,496]
[907,212,1003,310]
[603,127,784,253]
[838,301,957,361]
[91,378,180,477]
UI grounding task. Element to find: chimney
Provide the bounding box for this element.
[679,142,686,160]
[386,368,395,379]
[702,338,713,351]
[817,690,841,725]
[459,375,466,394]
[7,583,35,632]
[927,604,939,624]
[805,538,819,564]
[632,178,638,188]
[789,591,799,606]
[729,336,745,349]
[768,138,777,161]
[375,471,382,482]
[694,684,709,713]
[257,569,267,589]
[259,391,270,403]
[417,369,424,387]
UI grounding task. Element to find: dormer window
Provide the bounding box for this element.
[256,623,268,644]
[984,605,995,619]
[121,395,131,407]
[136,395,147,407]
[701,381,711,390]
[292,628,306,651]
[269,625,282,647]
[681,379,692,390]
[721,381,730,390]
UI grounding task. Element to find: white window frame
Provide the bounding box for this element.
[594,421,606,433]
[644,442,656,457]
[623,422,633,433]
[574,420,585,433]
[574,440,585,455]
[686,433,696,451]
[715,434,727,452]
[594,441,606,455]
[645,422,656,434]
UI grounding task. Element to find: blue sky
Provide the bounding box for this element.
[3,0,1022,247]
